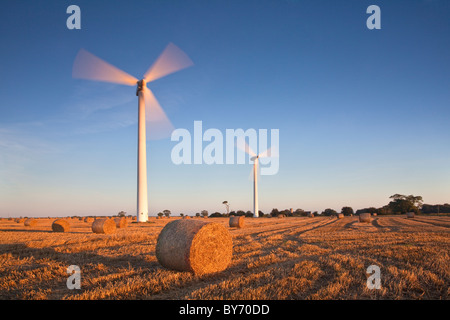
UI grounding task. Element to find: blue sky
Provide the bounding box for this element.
[1,0,449,217]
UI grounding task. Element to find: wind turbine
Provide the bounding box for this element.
[237,140,273,218]
[72,43,193,222]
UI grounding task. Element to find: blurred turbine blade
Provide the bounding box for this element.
[143,87,175,140]
[144,43,193,83]
[259,147,271,158]
[236,138,256,157]
[73,49,138,86]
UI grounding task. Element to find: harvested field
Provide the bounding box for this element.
[0,216,448,300]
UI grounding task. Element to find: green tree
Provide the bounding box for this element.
[117,211,126,217]
[341,207,354,216]
[163,209,171,218]
[270,208,279,217]
[201,210,208,217]
[322,208,338,216]
[388,194,423,214]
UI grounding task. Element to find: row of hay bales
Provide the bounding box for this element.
[19,217,129,234]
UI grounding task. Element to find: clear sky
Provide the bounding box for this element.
[1,0,449,217]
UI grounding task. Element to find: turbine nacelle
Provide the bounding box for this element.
[136,79,147,96]
[250,156,259,162]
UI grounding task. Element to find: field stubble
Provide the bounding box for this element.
[0,215,448,300]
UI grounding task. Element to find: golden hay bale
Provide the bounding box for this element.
[406,212,415,219]
[156,219,233,275]
[114,217,128,228]
[24,218,37,227]
[307,212,314,218]
[372,213,377,217]
[359,213,371,223]
[52,219,70,232]
[277,214,285,218]
[91,218,116,234]
[338,213,344,219]
[229,216,245,228]
[84,217,94,223]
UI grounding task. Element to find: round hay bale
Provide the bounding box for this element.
[307,212,314,218]
[229,216,245,228]
[337,213,344,219]
[114,217,128,228]
[91,218,116,234]
[359,213,371,223]
[277,214,285,219]
[24,218,37,227]
[372,213,377,217]
[84,217,94,223]
[406,212,415,219]
[52,219,70,232]
[156,219,233,275]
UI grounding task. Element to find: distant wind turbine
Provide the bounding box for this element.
[72,43,193,222]
[237,140,274,218]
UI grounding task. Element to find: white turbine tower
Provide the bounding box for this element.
[237,140,273,218]
[72,43,193,222]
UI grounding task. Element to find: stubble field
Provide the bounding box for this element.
[0,215,448,300]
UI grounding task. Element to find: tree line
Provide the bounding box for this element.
[129,194,448,218]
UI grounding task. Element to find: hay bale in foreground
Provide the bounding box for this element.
[337,213,344,219]
[52,219,70,232]
[359,213,371,223]
[229,216,244,228]
[156,219,233,275]
[91,218,116,234]
[406,212,415,219]
[24,219,37,227]
[114,217,128,228]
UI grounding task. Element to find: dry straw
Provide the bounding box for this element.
[92,218,116,234]
[84,217,94,223]
[156,219,233,275]
[338,213,344,219]
[24,219,37,227]
[229,216,245,228]
[52,219,70,232]
[114,217,128,228]
[359,212,371,223]
[406,212,415,219]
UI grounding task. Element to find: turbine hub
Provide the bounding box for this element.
[136,79,146,96]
